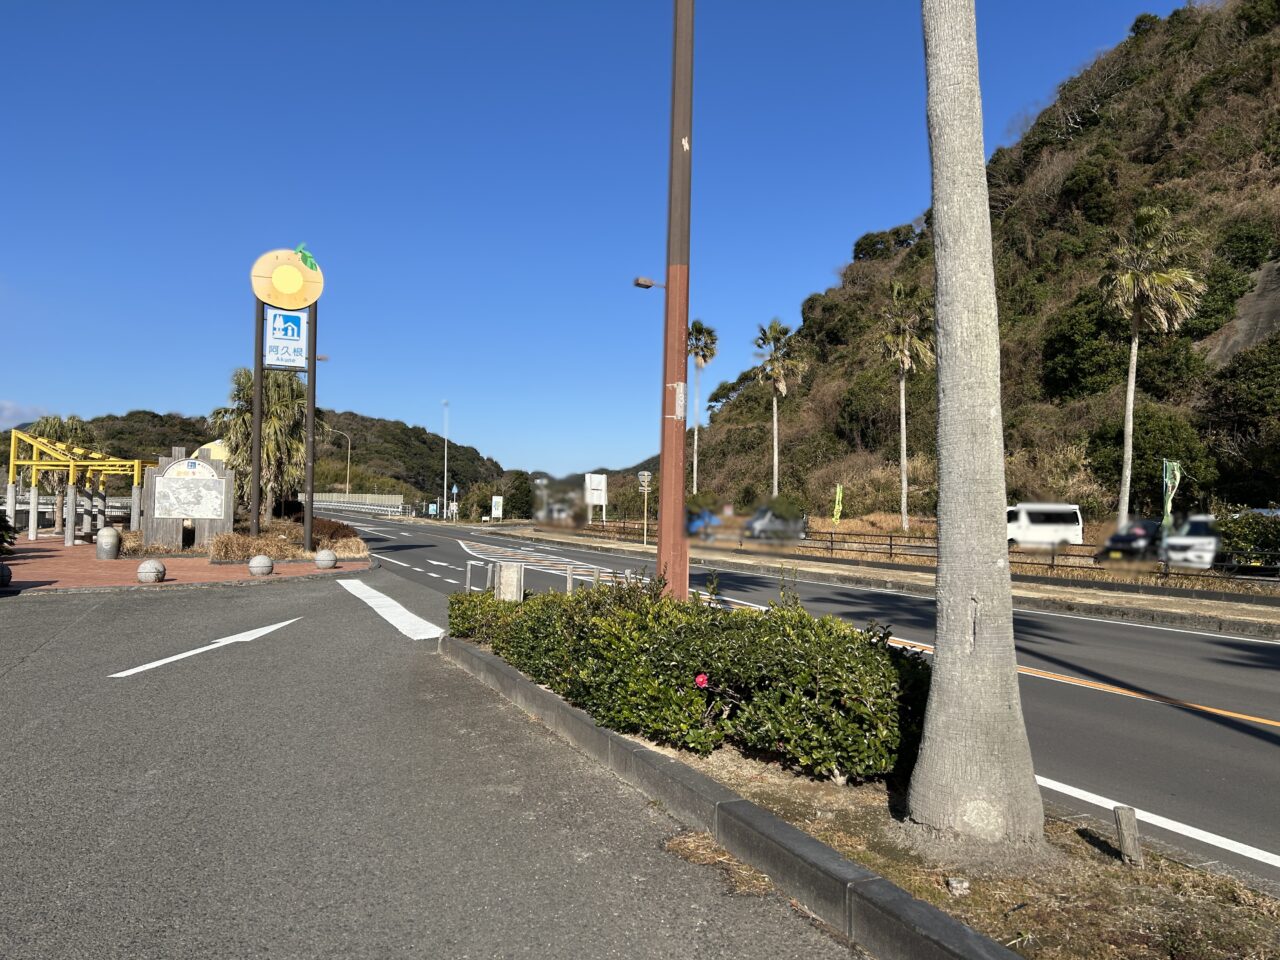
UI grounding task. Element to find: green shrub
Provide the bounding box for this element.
[1218,218,1276,271]
[1214,508,1280,555]
[449,584,930,781]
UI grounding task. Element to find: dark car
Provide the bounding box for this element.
[1096,519,1162,561]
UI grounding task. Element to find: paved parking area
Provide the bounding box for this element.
[0,572,849,959]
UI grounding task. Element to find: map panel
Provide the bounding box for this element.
[154,477,226,520]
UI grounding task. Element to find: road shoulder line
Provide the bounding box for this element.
[337,579,444,641]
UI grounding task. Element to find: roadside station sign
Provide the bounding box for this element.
[491,495,504,521]
[264,305,308,369]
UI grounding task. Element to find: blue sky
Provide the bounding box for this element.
[1,0,1182,476]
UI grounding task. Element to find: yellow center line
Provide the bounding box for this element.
[887,638,1280,730]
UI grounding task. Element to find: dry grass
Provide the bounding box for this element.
[649,742,1280,960]
[664,832,775,897]
[118,529,203,558]
[208,520,369,563]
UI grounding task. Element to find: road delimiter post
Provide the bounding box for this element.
[131,484,141,531]
[64,481,77,547]
[4,483,15,531]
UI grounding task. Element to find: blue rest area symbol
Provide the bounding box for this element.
[271,312,304,341]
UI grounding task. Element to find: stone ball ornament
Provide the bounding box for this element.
[249,555,275,577]
[314,549,337,570]
[250,244,324,310]
[137,559,166,584]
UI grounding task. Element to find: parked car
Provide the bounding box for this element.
[685,508,721,540]
[743,508,806,540]
[1160,514,1220,570]
[1006,503,1084,547]
[1097,519,1162,561]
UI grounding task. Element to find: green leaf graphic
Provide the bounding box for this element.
[295,243,319,271]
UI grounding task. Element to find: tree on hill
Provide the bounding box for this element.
[687,319,718,495]
[880,282,935,531]
[754,319,806,499]
[504,471,534,520]
[27,415,95,534]
[907,0,1044,853]
[210,369,314,522]
[1101,206,1205,527]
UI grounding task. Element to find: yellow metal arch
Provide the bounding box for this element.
[8,428,156,488]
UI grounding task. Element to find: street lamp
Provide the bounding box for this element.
[441,400,449,523]
[638,471,652,547]
[328,428,353,495]
[633,276,665,290]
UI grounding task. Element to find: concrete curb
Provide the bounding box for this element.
[438,635,1020,960]
[484,529,1280,640]
[0,561,376,599]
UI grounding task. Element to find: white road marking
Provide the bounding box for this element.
[412,567,425,572]
[1035,776,1280,870]
[111,619,301,677]
[427,560,450,567]
[444,578,459,584]
[337,580,443,640]
[399,532,412,537]
[428,572,441,578]
[371,553,412,568]
[1011,609,1280,646]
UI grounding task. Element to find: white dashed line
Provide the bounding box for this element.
[412,567,425,572]
[371,553,411,568]
[444,578,459,584]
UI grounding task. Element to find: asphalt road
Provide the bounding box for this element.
[321,511,1280,893]
[0,572,853,959]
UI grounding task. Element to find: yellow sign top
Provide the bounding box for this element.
[251,246,324,309]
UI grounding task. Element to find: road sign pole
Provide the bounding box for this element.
[250,297,264,537]
[303,300,318,552]
[656,0,693,598]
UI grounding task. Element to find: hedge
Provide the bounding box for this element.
[448,581,930,783]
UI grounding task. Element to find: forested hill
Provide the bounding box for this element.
[699,1,1280,519]
[1,408,505,499]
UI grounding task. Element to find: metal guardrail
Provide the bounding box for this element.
[584,520,1280,586]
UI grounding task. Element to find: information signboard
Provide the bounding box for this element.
[264,306,308,370]
[491,495,504,521]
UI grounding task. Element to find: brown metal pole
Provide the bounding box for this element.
[303,300,318,552]
[656,0,694,599]
[250,297,264,536]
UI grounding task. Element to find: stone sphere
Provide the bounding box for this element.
[314,549,337,570]
[0,563,11,588]
[249,554,274,577]
[137,559,166,584]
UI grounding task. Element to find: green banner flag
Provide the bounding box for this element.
[833,484,844,525]
[1162,459,1182,530]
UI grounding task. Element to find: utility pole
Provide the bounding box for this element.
[655,0,694,598]
[442,400,449,523]
[330,428,352,496]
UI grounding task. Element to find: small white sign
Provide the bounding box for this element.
[491,495,504,520]
[585,473,608,507]
[264,306,308,370]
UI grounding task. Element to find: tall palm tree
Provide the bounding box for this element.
[907,0,1044,850]
[754,319,806,499]
[880,283,935,532]
[210,368,311,523]
[1101,206,1204,527]
[687,319,718,495]
[28,414,95,534]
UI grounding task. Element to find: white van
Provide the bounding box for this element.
[1006,503,1083,547]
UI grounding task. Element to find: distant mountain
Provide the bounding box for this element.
[1,407,506,500]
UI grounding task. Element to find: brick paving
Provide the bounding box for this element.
[3,536,353,592]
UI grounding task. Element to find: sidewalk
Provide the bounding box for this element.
[2,536,351,592]
[496,525,1280,638]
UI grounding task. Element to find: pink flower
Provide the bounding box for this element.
[695,673,709,689]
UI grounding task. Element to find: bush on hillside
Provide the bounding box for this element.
[1215,507,1280,555]
[449,583,930,782]
[1088,403,1218,517]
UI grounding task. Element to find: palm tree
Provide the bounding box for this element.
[754,319,806,499]
[210,368,311,523]
[687,320,718,495]
[880,283,935,532]
[907,0,1044,850]
[1101,206,1204,527]
[28,414,95,534]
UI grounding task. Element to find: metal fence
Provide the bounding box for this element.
[583,519,1280,588]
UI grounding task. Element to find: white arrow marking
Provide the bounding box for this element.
[110,619,301,678]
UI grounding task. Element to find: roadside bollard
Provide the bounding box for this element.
[137,559,166,584]
[314,549,337,570]
[593,567,601,586]
[495,562,524,601]
[566,567,574,594]
[249,554,274,577]
[96,525,121,561]
[0,563,11,589]
[485,563,495,592]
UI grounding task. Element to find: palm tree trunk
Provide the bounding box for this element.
[1117,330,1140,528]
[771,392,779,499]
[899,371,909,532]
[907,0,1044,848]
[693,364,700,495]
[53,489,64,534]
